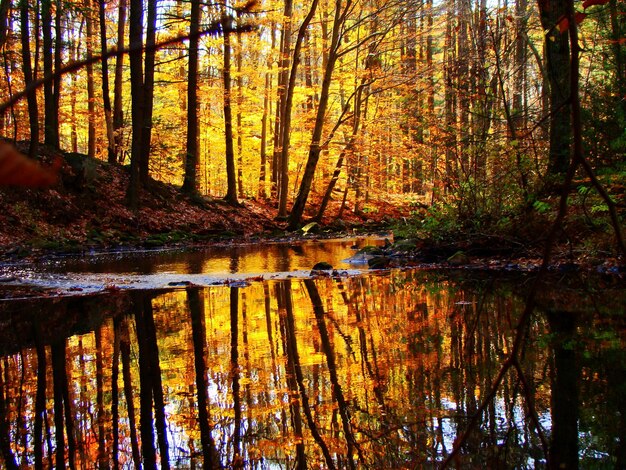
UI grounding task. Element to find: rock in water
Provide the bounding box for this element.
[447,251,469,265]
[311,262,333,271]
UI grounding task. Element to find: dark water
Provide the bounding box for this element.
[0,242,624,468]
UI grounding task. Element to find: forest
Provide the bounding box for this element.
[0,0,623,256]
[0,1,625,468]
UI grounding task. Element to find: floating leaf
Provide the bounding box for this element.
[0,142,60,187]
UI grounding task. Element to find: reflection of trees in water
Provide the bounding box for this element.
[134,292,170,469]
[0,274,623,467]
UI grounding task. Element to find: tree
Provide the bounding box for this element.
[222,8,239,205]
[19,0,38,157]
[127,0,158,208]
[127,0,144,209]
[113,0,127,163]
[258,26,275,199]
[41,0,60,149]
[182,0,201,194]
[277,0,319,217]
[271,0,293,204]
[287,0,347,229]
[538,0,571,179]
[140,0,157,184]
[99,0,116,164]
[0,0,9,49]
[85,0,96,158]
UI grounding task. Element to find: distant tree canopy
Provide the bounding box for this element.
[0,0,624,225]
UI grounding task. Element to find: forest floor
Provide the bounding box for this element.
[0,145,406,261]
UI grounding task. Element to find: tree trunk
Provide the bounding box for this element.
[68,15,79,153]
[538,0,571,179]
[278,0,319,217]
[287,0,345,230]
[113,0,126,163]
[126,0,144,210]
[258,27,275,199]
[182,0,201,194]
[85,0,96,158]
[236,11,244,199]
[0,0,10,49]
[513,0,528,134]
[99,0,116,164]
[41,0,59,149]
[187,288,220,467]
[140,0,157,184]
[456,0,470,177]
[53,0,61,145]
[443,0,457,192]
[222,12,239,205]
[271,0,293,203]
[20,0,38,157]
[609,0,626,118]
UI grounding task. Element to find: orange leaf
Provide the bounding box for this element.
[0,142,60,187]
[582,0,609,8]
[558,17,569,33]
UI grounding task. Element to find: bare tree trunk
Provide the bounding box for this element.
[182,0,201,194]
[127,0,143,209]
[68,14,79,153]
[456,0,470,179]
[513,0,528,134]
[222,11,239,205]
[539,0,571,179]
[85,0,96,158]
[113,0,126,163]
[443,0,457,192]
[0,361,18,470]
[95,328,107,469]
[271,0,293,203]
[41,0,59,149]
[111,318,121,470]
[20,0,39,157]
[139,0,157,184]
[33,321,46,470]
[258,27,275,199]
[236,11,244,199]
[99,0,116,163]
[0,0,9,49]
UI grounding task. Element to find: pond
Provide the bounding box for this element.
[0,239,624,468]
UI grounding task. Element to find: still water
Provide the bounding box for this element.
[0,240,624,468]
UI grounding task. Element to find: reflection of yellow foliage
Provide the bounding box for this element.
[2,270,596,466]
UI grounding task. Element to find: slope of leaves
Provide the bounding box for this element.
[0,145,280,254]
[0,143,407,258]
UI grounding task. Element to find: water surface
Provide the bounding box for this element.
[2,237,387,293]
[0,240,624,468]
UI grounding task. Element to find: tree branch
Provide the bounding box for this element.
[0,20,254,117]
